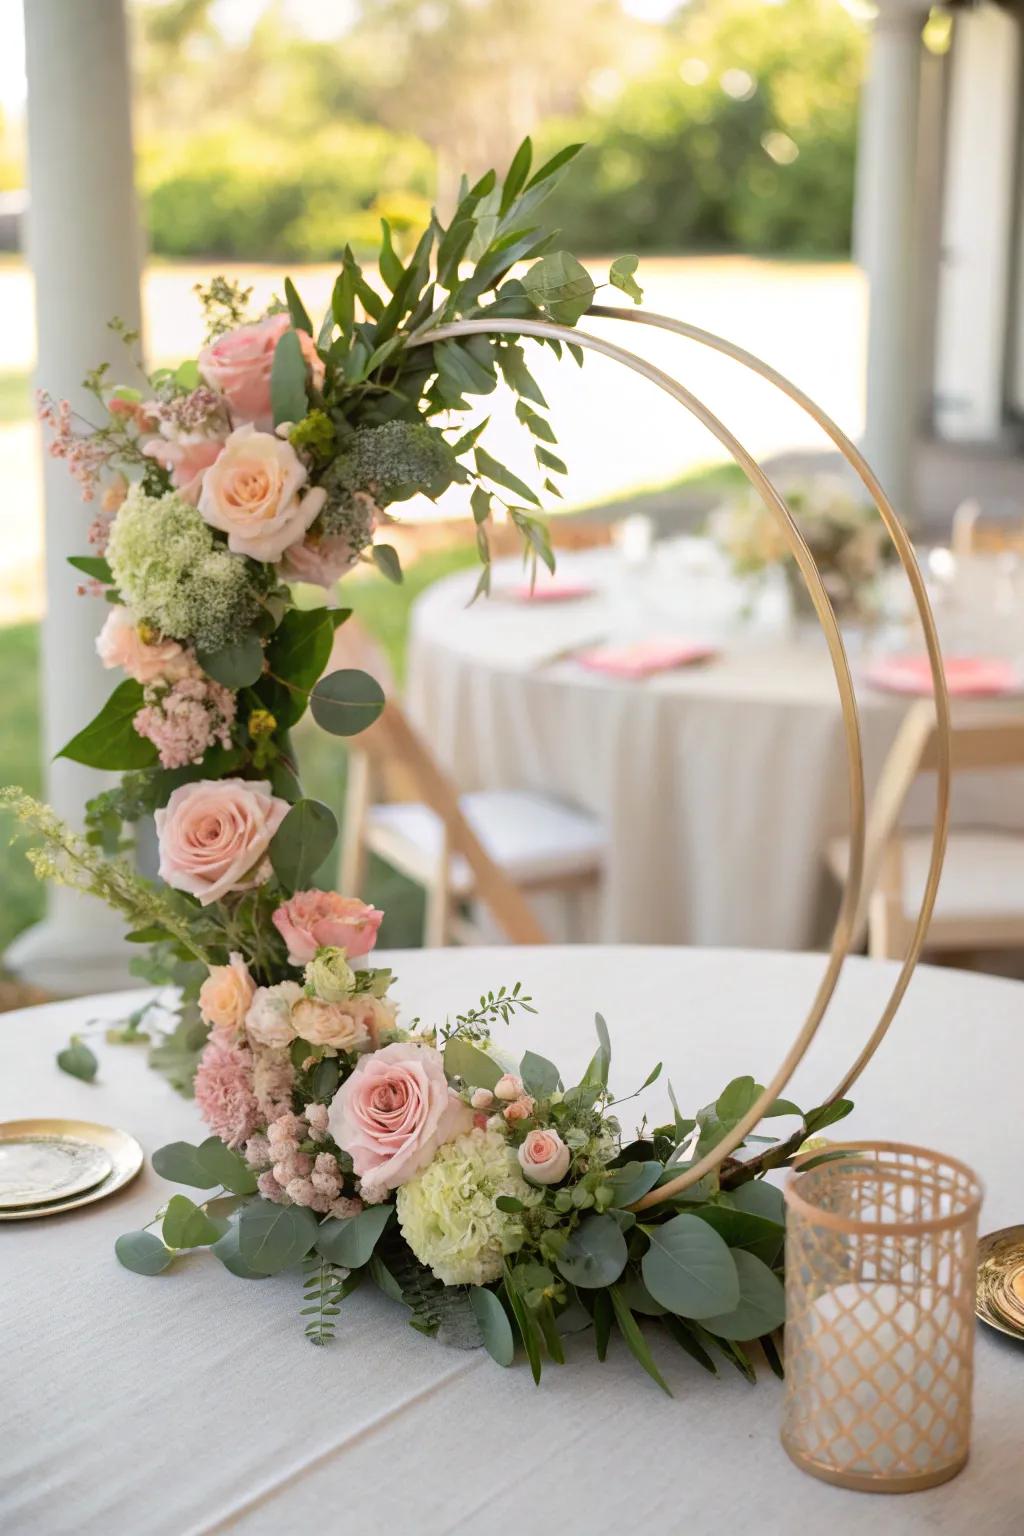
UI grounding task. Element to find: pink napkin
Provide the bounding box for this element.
[506,579,595,603]
[864,655,1020,697]
[574,640,718,679]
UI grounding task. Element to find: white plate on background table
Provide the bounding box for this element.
[0,1119,144,1220]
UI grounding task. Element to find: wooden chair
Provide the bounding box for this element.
[951,500,1024,559]
[333,620,606,946]
[826,701,1024,959]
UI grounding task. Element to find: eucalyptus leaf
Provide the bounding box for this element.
[609,1285,672,1396]
[641,1213,740,1319]
[502,1264,543,1384]
[115,1230,173,1276]
[196,1136,258,1196]
[212,1221,271,1279]
[609,254,643,304]
[315,1203,393,1268]
[469,1286,515,1367]
[692,1204,784,1267]
[603,1161,664,1208]
[523,250,595,326]
[555,1213,627,1289]
[371,544,403,584]
[309,668,386,737]
[151,1141,219,1189]
[269,798,338,892]
[730,1178,786,1225]
[699,1250,786,1341]
[443,1036,502,1092]
[162,1194,226,1250]
[237,1200,318,1275]
[56,1036,98,1083]
[803,1098,855,1135]
[519,1049,560,1098]
[196,632,264,689]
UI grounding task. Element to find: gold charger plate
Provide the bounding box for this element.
[976,1225,1024,1341]
[0,1119,144,1221]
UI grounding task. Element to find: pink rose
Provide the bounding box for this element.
[470,1088,494,1110]
[328,1041,473,1203]
[517,1128,571,1185]
[155,777,289,906]
[503,1095,535,1124]
[142,434,224,503]
[494,1074,524,1102]
[198,423,325,563]
[96,606,195,685]
[198,952,255,1035]
[198,313,323,431]
[279,531,359,588]
[271,890,384,965]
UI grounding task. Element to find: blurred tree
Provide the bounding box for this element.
[343,0,641,208]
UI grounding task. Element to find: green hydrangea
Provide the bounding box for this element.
[396,1127,538,1286]
[106,486,263,652]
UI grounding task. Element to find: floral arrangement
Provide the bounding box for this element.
[5,140,856,1388]
[708,475,895,619]
[3,784,853,1387]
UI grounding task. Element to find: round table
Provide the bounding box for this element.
[407,545,1024,948]
[3,946,1021,1535]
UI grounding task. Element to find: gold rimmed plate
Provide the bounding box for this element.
[0,1119,144,1221]
[977,1225,1024,1341]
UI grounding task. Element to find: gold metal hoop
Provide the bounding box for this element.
[406,311,949,1200]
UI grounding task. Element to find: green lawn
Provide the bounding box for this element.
[0,545,477,955]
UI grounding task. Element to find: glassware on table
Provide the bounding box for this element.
[782,1141,983,1493]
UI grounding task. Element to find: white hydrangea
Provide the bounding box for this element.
[396,1127,539,1286]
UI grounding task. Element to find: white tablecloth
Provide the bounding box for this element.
[407,548,1024,948]
[2,946,1022,1535]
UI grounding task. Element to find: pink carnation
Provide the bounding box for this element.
[272,891,383,965]
[194,1036,260,1149]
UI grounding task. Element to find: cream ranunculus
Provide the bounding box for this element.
[197,423,325,562]
[303,946,356,1003]
[291,997,371,1052]
[246,981,303,1049]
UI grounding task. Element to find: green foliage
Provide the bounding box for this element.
[315,1203,394,1268]
[56,1035,98,1083]
[269,798,338,892]
[58,680,157,772]
[309,668,386,737]
[115,1230,174,1276]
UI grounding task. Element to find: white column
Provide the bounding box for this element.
[6,0,144,994]
[933,4,1022,442]
[855,0,927,518]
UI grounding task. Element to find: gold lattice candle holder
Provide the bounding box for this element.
[782,1142,983,1492]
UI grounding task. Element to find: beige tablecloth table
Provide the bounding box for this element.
[2,946,1022,1535]
[407,549,1024,946]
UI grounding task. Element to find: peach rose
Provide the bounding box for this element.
[517,1128,571,1185]
[198,313,323,431]
[143,435,224,503]
[291,996,370,1052]
[199,952,255,1036]
[198,423,325,563]
[503,1095,535,1124]
[271,891,384,966]
[246,980,303,1049]
[155,777,289,906]
[493,1074,524,1102]
[96,606,195,685]
[279,531,360,588]
[328,1041,473,1203]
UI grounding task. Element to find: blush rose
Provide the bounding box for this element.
[96,606,195,685]
[517,1128,571,1185]
[197,423,325,563]
[272,891,384,965]
[155,777,289,906]
[197,313,323,432]
[328,1041,473,1203]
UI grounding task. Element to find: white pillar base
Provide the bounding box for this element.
[5,900,137,997]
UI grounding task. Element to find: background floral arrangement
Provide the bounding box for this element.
[6,139,855,1388]
[708,475,896,619]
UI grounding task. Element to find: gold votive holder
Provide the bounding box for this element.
[781,1141,983,1493]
